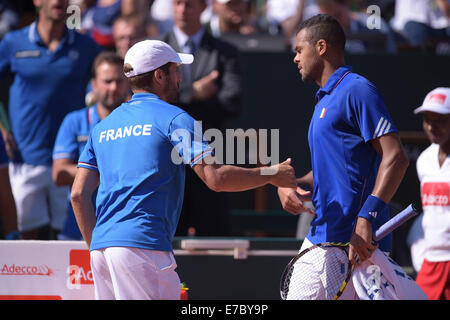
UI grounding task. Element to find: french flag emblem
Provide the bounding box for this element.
[320,108,327,119]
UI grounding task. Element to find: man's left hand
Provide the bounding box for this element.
[349,217,378,266]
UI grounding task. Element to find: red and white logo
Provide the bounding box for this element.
[0,263,52,276]
[428,93,446,105]
[67,250,93,289]
[422,182,449,207]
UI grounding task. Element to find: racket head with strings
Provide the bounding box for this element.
[280,204,419,300]
[280,243,352,300]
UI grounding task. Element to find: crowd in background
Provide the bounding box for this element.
[0,0,449,54]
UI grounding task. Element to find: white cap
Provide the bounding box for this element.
[124,40,194,78]
[414,87,450,115]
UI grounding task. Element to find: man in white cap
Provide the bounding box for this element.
[70,40,297,300]
[413,87,450,300]
[164,0,244,238]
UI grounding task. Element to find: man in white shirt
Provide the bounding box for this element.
[413,87,450,300]
[266,0,319,40]
[393,0,450,47]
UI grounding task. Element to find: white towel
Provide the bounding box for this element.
[351,249,428,300]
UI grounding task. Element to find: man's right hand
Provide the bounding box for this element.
[192,70,220,101]
[277,185,314,215]
[267,158,297,188]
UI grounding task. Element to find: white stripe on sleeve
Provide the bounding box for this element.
[377,119,388,138]
[373,117,384,139]
[382,122,392,136]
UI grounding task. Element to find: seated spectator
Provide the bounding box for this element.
[90,0,123,49]
[150,0,213,36]
[317,0,397,53]
[79,0,105,35]
[265,0,320,40]
[86,14,145,106]
[87,0,148,49]
[113,14,147,59]
[207,0,260,37]
[392,0,450,49]
[150,0,175,35]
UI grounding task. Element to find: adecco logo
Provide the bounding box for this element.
[0,263,52,276]
[67,250,93,289]
[422,182,449,207]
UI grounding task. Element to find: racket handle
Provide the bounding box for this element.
[373,204,420,241]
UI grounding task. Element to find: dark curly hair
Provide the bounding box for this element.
[296,14,346,50]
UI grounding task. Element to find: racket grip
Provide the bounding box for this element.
[373,204,420,241]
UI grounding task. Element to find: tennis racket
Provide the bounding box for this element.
[280,203,419,300]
